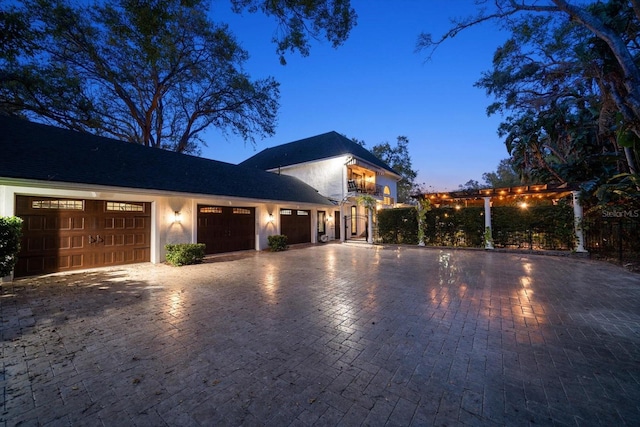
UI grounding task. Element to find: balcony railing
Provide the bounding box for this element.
[347,179,383,196]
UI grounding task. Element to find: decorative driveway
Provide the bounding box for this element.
[1,244,640,426]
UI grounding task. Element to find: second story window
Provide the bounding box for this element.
[383,186,392,206]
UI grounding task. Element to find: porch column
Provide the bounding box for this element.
[484,197,494,249]
[572,191,588,253]
[367,207,373,244]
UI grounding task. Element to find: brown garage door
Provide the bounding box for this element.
[280,209,311,244]
[197,205,255,254]
[14,196,151,277]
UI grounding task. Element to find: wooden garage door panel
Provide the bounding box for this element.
[281,209,311,244]
[22,255,77,275]
[26,216,44,231]
[24,234,84,252]
[197,205,255,254]
[61,235,85,250]
[14,196,151,277]
[103,233,144,246]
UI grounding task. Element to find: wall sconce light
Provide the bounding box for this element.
[327,215,333,221]
[268,213,274,223]
[174,210,181,223]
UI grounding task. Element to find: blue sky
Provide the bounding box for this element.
[204,0,510,192]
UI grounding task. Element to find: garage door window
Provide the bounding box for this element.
[31,199,84,210]
[281,209,292,215]
[233,208,252,214]
[106,202,144,212]
[200,206,222,213]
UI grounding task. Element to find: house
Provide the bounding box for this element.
[240,131,402,242]
[0,116,335,278]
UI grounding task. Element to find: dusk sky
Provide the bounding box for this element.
[204,1,511,192]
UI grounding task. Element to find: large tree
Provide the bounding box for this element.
[372,136,418,204]
[418,0,639,202]
[482,158,522,188]
[0,0,356,153]
[418,1,639,141]
[459,158,521,190]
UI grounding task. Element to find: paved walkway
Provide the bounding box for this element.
[1,245,640,426]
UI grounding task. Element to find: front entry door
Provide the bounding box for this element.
[317,211,326,239]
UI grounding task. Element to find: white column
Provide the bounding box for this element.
[367,208,373,244]
[572,191,587,253]
[484,197,494,249]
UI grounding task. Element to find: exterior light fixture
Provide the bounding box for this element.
[268,213,274,223]
[174,211,181,223]
[519,202,528,209]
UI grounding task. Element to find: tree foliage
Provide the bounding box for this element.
[372,136,418,203]
[230,0,357,65]
[418,0,640,206]
[0,0,356,154]
[0,0,281,153]
[476,11,626,186]
[482,158,523,188]
[458,179,485,191]
[460,158,521,190]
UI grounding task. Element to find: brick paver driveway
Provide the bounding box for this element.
[2,244,640,426]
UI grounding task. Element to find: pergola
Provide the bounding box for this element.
[416,183,577,207]
[413,183,587,252]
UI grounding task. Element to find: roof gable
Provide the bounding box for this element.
[239,131,400,176]
[0,116,333,206]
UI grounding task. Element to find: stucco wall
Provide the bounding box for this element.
[275,157,347,201]
[0,180,330,267]
[376,174,399,202]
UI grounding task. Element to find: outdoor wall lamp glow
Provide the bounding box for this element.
[268,213,274,223]
[174,210,181,223]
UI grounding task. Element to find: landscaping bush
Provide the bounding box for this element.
[267,234,288,251]
[0,216,23,277]
[425,207,484,247]
[377,204,574,250]
[377,208,418,244]
[492,205,574,249]
[165,243,206,266]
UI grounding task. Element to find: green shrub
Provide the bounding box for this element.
[0,216,23,277]
[267,235,288,251]
[377,204,574,249]
[377,208,418,244]
[165,243,206,266]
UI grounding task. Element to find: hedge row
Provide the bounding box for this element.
[377,205,575,250]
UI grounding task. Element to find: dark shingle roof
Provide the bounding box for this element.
[239,131,400,176]
[0,116,333,205]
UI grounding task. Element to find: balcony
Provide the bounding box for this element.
[347,179,383,196]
